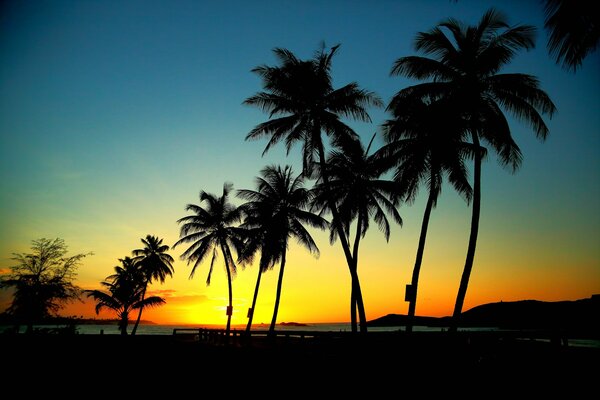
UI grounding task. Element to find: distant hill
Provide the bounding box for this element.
[368,295,600,331]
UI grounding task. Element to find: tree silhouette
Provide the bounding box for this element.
[130,235,174,335]
[544,0,599,71]
[0,238,90,333]
[86,257,165,335]
[390,9,555,329]
[238,165,327,335]
[245,44,382,333]
[381,98,475,332]
[312,135,402,331]
[174,183,245,336]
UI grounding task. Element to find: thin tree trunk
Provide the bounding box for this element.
[350,286,357,334]
[406,190,435,333]
[268,250,287,337]
[317,143,367,334]
[131,283,147,336]
[450,134,482,332]
[351,212,367,333]
[221,243,234,337]
[246,266,263,333]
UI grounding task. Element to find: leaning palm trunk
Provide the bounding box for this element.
[406,190,435,333]
[131,283,147,335]
[451,134,482,332]
[221,244,234,337]
[317,145,368,334]
[246,267,263,333]
[268,250,287,337]
[350,210,367,334]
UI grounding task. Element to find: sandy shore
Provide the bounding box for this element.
[1,332,597,394]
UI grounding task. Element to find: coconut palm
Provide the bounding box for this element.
[86,257,165,335]
[173,183,245,336]
[245,44,382,333]
[238,165,327,335]
[129,235,174,335]
[381,98,476,332]
[544,0,599,72]
[390,9,555,329]
[312,135,402,331]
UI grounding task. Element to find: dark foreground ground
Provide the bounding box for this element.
[1,331,597,396]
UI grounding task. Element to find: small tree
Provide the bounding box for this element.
[0,238,91,333]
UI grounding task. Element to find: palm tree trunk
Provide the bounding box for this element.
[351,212,367,333]
[406,190,435,333]
[221,244,234,337]
[120,310,129,336]
[269,249,287,337]
[317,143,367,334]
[131,283,147,336]
[246,266,263,333]
[450,134,482,332]
[350,286,357,334]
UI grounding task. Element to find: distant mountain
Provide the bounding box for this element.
[368,295,600,331]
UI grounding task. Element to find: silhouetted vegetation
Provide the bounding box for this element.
[237,165,327,335]
[245,44,382,333]
[86,257,165,335]
[130,235,174,335]
[0,238,90,333]
[311,135,402,332]
[174,183,245,336]
[544,0,599,71]
[381,98,475,332]
[389,9,555,330]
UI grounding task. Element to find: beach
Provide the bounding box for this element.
[1,329,597,395]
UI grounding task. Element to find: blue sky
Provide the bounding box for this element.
[1,0,598,323]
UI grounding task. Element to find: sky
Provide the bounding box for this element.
[1,0,598,326]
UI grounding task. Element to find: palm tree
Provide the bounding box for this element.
[86,257,165,335]
[381,98,475,332]
[544,0,599,72]
[238,165,327,335]
[390,9,555,330]
[130,235,174,335]
[312,135,402,331]
[173,183,245,336]
[245,44,382,333]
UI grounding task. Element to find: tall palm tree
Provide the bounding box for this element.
[544,0,599,72]
[86,257,165,335]
[244,44,382,333]
[130,235,174,335]
[173,183,245,336]
[312,135,402,331]
[381,98,475,332]
[238,165,327,335]
[390,9,555,329]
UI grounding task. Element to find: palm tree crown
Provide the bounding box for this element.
[132,235,174,283]
[544,0,599,71]
[244,44,383,174]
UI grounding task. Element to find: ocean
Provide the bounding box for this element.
[2,322,437,335]
[2,323,598,347]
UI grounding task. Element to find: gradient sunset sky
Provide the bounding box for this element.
[1,0,598,326]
